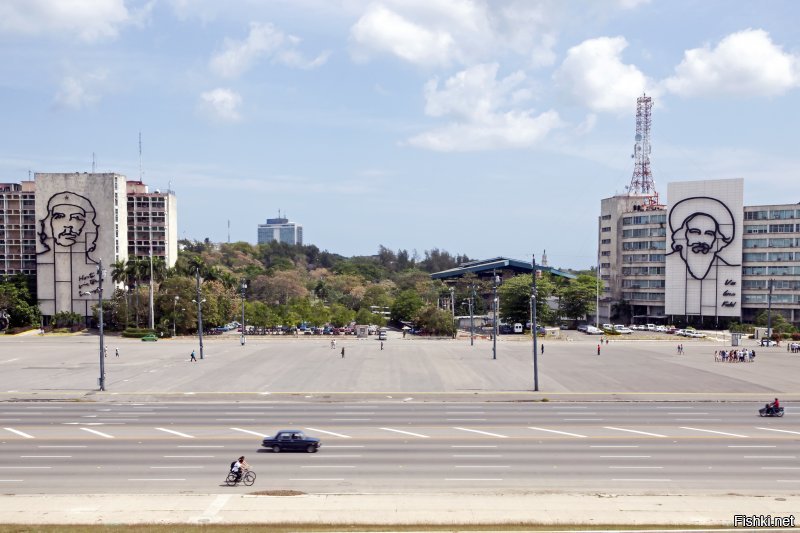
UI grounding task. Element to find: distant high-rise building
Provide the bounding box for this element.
[126,181,178,267]
[257,215,303,246]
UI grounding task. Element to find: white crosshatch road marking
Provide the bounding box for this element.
[604,427,666,438]
[679,427,748,438]
[80,428,114,439]
[230,428,269,438]
[453,427,508,438]
[379,428,429,438]
[4,428,34,439]
[305,427,351,438]
[528,426,587,438]
[155,427,195,439]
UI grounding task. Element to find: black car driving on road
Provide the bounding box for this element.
[261,430,321,453]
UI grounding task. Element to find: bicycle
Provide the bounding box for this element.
[225,469,256,486]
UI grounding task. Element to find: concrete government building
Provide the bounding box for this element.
[0,172,177,323]
[599,178,800,329]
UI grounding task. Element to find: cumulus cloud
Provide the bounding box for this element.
[53,70,109,110]
[210,22,330,78]
[0,0,135,42]
[199,88,242,121]
[554,36,655,113]
[407,63,563,151]
[349,0,559,69]
[663,29,800,97]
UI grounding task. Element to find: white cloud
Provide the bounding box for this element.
[407,63,563,151]
[199,88,242,121]
[53,70,109,110]
[349,0,559,68]
[663,29,800,97]
[0,0,131,42]
[554,36,655,113]
[210,22,330,78]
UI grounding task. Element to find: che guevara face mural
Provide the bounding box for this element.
[39,192,99,255]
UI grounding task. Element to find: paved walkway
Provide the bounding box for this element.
[0,492,796,526]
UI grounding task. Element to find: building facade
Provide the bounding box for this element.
[0,173,178,323]
[257,216,303,246]
[0,181,37,277]
[126,181,178,266]
[599,178,800,328]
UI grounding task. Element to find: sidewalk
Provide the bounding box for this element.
[0,492,796,526]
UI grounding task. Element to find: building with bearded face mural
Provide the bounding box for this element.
[35,173,128,321]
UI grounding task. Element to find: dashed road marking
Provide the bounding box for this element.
[380,428,429,438]
[453,427,508,438]
[155,427,195,439]
[79,428,114,439]
[604,427,666,438]
[230,428,269,438]
[4,427,34,439]
[528,427,587,438]
[306,427,351,438]
[757,427,800,436]
[679,427,748,438]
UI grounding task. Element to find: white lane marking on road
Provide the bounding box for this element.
[600,456,651,458]
[590,445,639,448]
[155,427,195,439]
[0,358,19,364]
[20,455,71,458]
[729,445,776,448]
[445,478,503,481]
[300,465,355,468]
[39,446,87,448]
[679,426,748,438]
[80,428,114,439]
[380,428,429,438]
[563,418,603,422]
[230,428,269,438]
[743,456,796,459]
[164,456,215,458]
[455,465,510,468]
[150,466,204,469]
[4,428,34,439]
[128,478,186,481]
[305,427,351,438]
[453,427,508,438]
[331,418,371,421]
[290,478,345,481]
[604,427,666,438]
[612,478,671,481]
[757,427,800,436]
[178,445,225,448]
[608,466,663,469]
[451,445,497,448]
[528,427,587,438]
[198,494,231,522]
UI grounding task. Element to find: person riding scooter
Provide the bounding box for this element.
[766,398,780,415]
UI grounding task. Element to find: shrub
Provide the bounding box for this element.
[122,328,157,338]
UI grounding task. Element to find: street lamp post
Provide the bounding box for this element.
[148,250,155,330]
[492,269,499,360]
[767,278,774,340]
[123,284,129,328]
[81,260,106,391]
[468,283,475,347]
[449,286,455,338]
[240,279,247,346]
[531,254,539,392]
[172,296,179,337]
[195,268,204,360]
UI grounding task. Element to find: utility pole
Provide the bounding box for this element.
[531,254,539,392]
[240,279,247,346]
[767,278,774,340]
[196,269,204,359]
[148,248,155,330]
[492,269,499,360]
[98,260,105,391]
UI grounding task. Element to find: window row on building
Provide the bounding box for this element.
[622,214,667,225]
[742,266,800,276]
[622,240,667,251]
[622,253,666,263]
[744,209,800,220]
[622,291,666,301]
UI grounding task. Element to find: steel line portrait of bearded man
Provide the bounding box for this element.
[37,191,100,313]
[666,196,740,317]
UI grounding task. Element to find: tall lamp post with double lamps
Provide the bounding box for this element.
[240,279,247,346]
[172,296,179,337]
[80,260,106,391]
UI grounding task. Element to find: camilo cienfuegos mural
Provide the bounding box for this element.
[35,173,127,323]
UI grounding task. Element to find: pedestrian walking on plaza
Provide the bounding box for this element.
[597,344,601,356]
[541,344,544,354]
[605,338,609,345]
[115,347,119,357]
[190,349,197,362]
[330,339,334,349]
[341,347,345,359]
[380,341,384,351]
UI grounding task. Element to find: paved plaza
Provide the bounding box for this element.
[1,330,798,400]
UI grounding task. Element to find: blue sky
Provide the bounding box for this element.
[2,0,800,269]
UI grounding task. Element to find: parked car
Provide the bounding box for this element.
[141,334,158,342]
[614,325,633,334]
[499,324,513,334]
[761,339,777,347]
[585,326,603,335]
[577,324,589,332]
[261,430,321,453]
[656,325,667,333]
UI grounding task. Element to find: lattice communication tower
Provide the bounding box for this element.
[628,94,662,209]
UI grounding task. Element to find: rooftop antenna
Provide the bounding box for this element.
[138,131,143,181]
[628,94,662,209]
[92,152,96,173]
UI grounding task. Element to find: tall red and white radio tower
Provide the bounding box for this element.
[628,94,662,208]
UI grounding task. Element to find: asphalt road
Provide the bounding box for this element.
[2,401,797,494]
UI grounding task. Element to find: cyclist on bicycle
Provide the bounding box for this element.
[230,456,250,483]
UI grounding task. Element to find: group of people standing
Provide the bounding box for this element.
[788,342,800,353]
[714,348,755,362]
